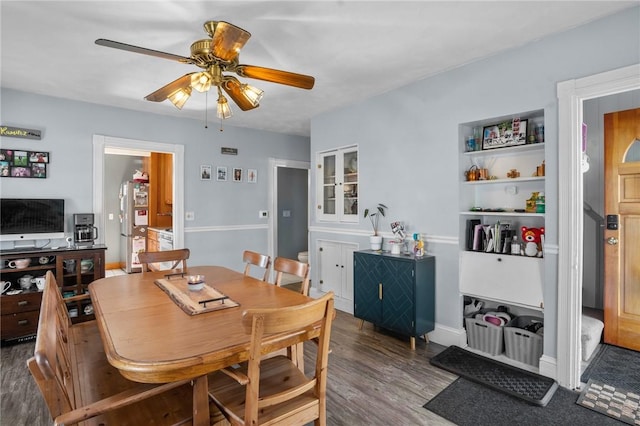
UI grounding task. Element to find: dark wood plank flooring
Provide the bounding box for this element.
[1,310,455,425]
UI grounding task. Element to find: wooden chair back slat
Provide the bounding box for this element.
[138,248,190,275]
[273,256,310,296]
[242,250,271,281]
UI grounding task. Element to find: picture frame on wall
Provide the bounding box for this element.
[216,166,228,181]
[200,164,212,180]
[482,118,528,150]
[1,149,48,178]
[247,169,257,183]
[233,168,242,182]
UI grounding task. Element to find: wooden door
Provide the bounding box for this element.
[603,107,640,351]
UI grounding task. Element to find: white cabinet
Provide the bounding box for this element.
[316,146,358,223]
[459,110,545,310]
[459,251,544,310]
[316,240,357,313]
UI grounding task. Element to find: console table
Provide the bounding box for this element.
[353,250,435,349]
[0,245,106,343]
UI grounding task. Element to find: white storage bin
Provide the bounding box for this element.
[465,317,504,356]
[504,316,543,367]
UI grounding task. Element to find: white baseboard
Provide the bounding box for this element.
[428,324,468,347]
[538,355,557,381]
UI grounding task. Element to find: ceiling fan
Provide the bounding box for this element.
[95,20,315,119]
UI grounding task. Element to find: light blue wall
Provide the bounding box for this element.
[309,7,640,357]
[0,89,310,272]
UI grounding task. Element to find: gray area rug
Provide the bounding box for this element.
[581,344,640,393]
[424,378,622,426]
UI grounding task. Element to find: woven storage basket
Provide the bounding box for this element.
[465,317,504,356]
[504,316,543,367]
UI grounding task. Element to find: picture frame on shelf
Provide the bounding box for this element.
[232,168,242,182]
[482,119,528,150]
[216,166,228,182]
[200,164,212,180]
[247,169,257,183]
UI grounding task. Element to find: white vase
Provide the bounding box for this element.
[369,235,383,251]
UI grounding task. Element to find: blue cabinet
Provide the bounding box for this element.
[353,250,435,349]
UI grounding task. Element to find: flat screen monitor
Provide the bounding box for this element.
[0,198,65,242]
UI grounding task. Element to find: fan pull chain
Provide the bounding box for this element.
[204,91,208,129]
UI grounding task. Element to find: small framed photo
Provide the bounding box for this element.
[482,118,528,150]
[232,168,243,182]
[28,151,49,163]
[200,164,212,180]
[217,166,228,181]
[247,169,257,183]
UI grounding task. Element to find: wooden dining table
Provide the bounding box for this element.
[89,265,317,425]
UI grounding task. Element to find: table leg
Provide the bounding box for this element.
[192,375,210,426]
[410,336,415,351]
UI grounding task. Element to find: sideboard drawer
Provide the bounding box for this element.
[1,310,40,337]
[0,291,42,315]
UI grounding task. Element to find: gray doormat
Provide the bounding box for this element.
[430,345,558,406]
[577,379,640,425]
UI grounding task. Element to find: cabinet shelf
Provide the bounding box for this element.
[463,176,544,185]
[1,246,106,341]
[463,143,545,158]
[460,211,545,217]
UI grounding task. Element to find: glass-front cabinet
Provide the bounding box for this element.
[317,146,358,222]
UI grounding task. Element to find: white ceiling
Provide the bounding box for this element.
[1,1,636,137]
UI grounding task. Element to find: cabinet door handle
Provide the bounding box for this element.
[497,257,502,262]
[379,283,383,300]
[18,319,28,325]
[17,300,28,306]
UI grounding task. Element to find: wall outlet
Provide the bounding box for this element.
[185,211,195,221]
[108,213,114,220]
[259,210,268,218]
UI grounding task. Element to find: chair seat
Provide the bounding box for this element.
[209,356,319,425]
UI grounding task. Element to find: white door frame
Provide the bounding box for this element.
[92,135,185,249]
[268,158,311,267]
[556,64,640,389]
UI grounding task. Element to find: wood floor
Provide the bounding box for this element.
[1,310,455,425]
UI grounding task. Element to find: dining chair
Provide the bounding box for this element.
[208,291,335,426]
[273,256,310,296]
[138,248,190,275]
[242,250,271,281]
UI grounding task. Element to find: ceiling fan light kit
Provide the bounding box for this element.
[216,88,232,120]
[96,20,314,121]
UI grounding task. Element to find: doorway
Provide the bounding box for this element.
[268,158,310,282]
[92,135,185,268]
[557,64,640,390]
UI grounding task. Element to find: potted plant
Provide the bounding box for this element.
[363,203,388,250]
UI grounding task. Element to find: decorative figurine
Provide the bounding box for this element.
[521,226,545,257]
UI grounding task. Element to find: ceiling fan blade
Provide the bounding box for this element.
[209,21,251,62]
[235,65,315,89]
[222,78,259,111]
[95,39,192,63]
[145,73,195,102]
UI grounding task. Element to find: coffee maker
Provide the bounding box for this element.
[73,213,98,247]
